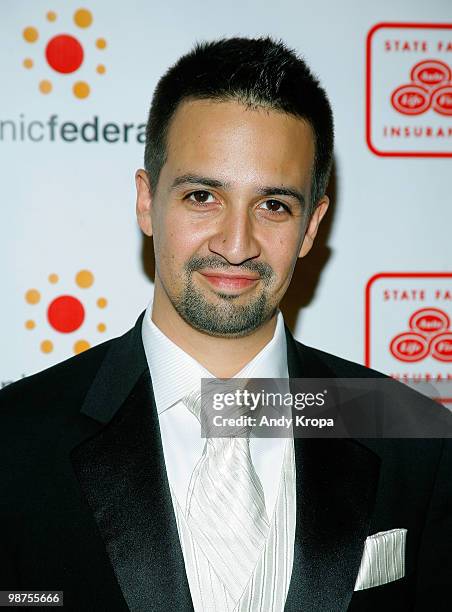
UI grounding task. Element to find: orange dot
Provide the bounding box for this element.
[23,27,38,43]
[96,64,106,75]
[97,297,107,308]
[74,8,92,28]
[46,11,57,22]
[39,80,52,94]
[97,323,106,332]
[73,81,90,99]
[25,289,40,304]
[25,320,36,330]
[76,269,94,288]
[96,37,107,49]
[74,339,90,354]
[23,58,33,69]
[41,340,53,354]
[48,273,59,284]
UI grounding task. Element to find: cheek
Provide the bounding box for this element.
[261,231,301,274]
[155,214,205,274]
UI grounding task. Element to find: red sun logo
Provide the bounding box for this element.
[22,8,107,99]
[25,270,108,355]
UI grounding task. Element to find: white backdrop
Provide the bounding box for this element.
[1,0,451,402]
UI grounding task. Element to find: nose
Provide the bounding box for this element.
[208,207,261,265]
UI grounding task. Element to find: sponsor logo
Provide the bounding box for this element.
[24,269,108,356]
[366,272,452,403]
[2,8,145,145]
[390,60,452,116]
[389,308,451,362]
[366,23,452,156]
[21,7,107,99]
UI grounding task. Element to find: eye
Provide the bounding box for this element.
[259,200,291,215]
[185,190,217,205]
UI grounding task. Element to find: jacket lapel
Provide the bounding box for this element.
[284,328,381,612]
[70,313,193,612]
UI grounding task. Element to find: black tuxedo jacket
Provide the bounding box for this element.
[1,312,451,611]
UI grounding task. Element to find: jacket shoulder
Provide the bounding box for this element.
[294,339,386,378]
[294,340,452,445]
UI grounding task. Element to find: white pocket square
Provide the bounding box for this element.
[354,528,407,591]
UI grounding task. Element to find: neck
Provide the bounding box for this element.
[151,282,278,378]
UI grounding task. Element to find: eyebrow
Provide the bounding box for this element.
[170,174,305,208]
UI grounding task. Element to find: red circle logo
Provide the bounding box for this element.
[47,295,85,333]
[431,333,452,362]
[391,84,431,115]
[409,307,450,336]
[45,34,84,74]
[411,59,452,89]
[431,86,452,116]
[390,332,429,362]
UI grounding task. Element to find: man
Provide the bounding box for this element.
[0,37,451,611]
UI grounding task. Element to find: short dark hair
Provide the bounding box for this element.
[144,36,334,212]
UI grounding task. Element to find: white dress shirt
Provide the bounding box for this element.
[141,300,290,519]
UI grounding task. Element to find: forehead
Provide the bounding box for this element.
[162,99,315,193]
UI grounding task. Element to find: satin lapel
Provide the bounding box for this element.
[284,328,381,612]
[70,313,193,612]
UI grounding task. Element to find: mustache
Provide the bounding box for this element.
[184,255,274,282]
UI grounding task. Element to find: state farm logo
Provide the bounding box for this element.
[366,273,452,404]
[391,60,452,116]
[367,23,452,157]
[390,308,452,362]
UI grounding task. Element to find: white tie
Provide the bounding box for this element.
[183,387,270,603]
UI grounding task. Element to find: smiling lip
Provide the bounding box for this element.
[199,270,260,291]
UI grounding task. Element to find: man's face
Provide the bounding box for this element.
[136,99,328,337]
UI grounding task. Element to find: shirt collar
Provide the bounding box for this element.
[141,300,288,414]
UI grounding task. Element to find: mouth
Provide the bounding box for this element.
[198,270,260,292]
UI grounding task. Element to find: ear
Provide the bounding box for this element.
[135,169,153,237]
[298,195,330,258]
